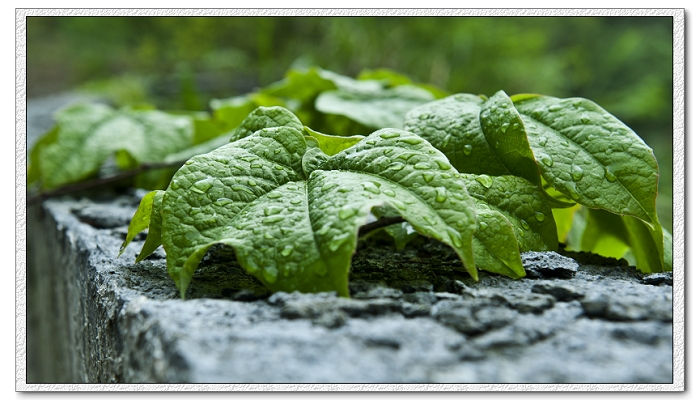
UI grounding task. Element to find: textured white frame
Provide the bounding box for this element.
[15,8,685,392]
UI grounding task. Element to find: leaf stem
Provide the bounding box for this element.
[26,161,186,206]
[358,216,405,236]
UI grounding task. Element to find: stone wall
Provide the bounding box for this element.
[26,192,674,384]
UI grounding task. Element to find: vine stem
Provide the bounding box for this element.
[358,216,405,236]
[26,160,186,206]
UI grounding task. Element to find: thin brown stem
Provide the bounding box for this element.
[27,161,187,206]
[358,216,405,236]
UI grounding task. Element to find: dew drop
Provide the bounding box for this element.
[193,178,213,192]
[247,179,257,186]
[250,162,263,168]
[190,187,205,194]
[580,114,591,124]
[280,245,294,257]
[280,227,294,235]
[565,182,581,200]
[435,186,447,203]
[422,172,435,183]
[538,137,548,147]
[261,265,278,284]
[540,154,553,167]
[392,201,407,210]
[463,144,473,156]
[365,139,376,145]
[605,148,613,155]
[215,198,233,207]
[495,141,500,148]
[535,212,546,222]
[414,162,431,170]
[571,164,584,181]
[274,164,285,171]
[520,219,530,230]
[290,198,302,205]
[317,222,332,235]
[512,123,520,130]
[446,227,463,248]
[267,191,282,199]
[264,206,284,216]
[479,221,488,231]
[262,215,285,224]
[500,123,509,133]
[338,206,357,220]
[382,189,396,197]
[475,174,493,188]
[338,186,352,193]
[328,232,351,252]
[436,160,451,170]
[264,233,274,239]
[380,132,400,139]
[604,167,618,182]
[548,104,563,112]
[388,162,405,171]
[383,148,393,155]
[322,183,337,192]
[361,181,381,194]
[419,113,429,120]
[518,228,525,237]
[399,136,423,145]
[274,148,282,154]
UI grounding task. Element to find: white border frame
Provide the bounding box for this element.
[15,8,685,392]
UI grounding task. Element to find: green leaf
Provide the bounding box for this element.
[119,190,165,259]
[303,126,364,156]
[157,123,478,298]
[316,85,435,129]
[33,103,194,190]
[28,126,58,187]
[552,204,581,244]
[404,92,541,187]
[512,95,660,227]
[579,208,632,260]
[231,106,304,141]
[462,174,557,278]
[573,207,668,272]
[357,68,451,99]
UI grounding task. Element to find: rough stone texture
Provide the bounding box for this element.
[26,193,674,384]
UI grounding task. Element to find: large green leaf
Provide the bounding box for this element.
[512,95,660,227]
[303,126,364,156]
[155,121,478,298]
[316,85,435,129]
[404,92,541,187]
[31,103,194,189]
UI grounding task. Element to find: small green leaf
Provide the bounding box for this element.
[304,126,364,156]
[120,190,164,258]
[231,106,304,141]
[513,95,660,227]
[136,190,166,262]
[316,85,435,129]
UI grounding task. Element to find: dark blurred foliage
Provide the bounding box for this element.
[26,16,674,229]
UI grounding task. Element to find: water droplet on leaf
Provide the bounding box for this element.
[280,245,293,257]
[328,232,351,252]
[571,164,584,181]
[380,132,400,139]
[535,212,545,222]
[362,181,381,194]
[604,167,617,182]
[414,162,431,170]
[475,174,493,188]
[422,172,435,183]
[338,206,357,220]
[520,219,530,230]
[435,186,447,203]
[388,162,405,171]
[463,144,473,156]
[262,215,285,224]
[540,154,553,167]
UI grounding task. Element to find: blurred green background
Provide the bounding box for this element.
[26,16,673,230]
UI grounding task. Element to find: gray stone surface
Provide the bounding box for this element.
[27,193,674,384]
